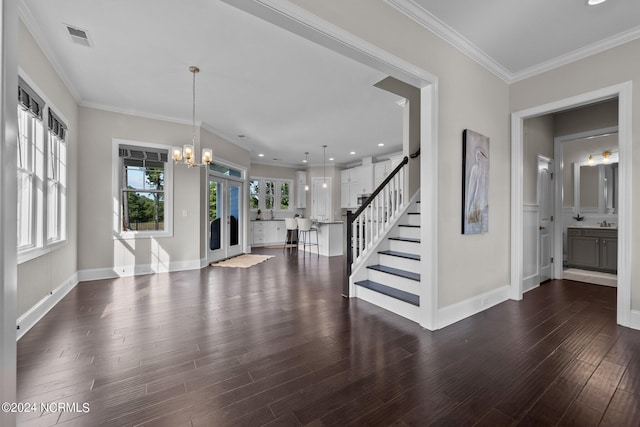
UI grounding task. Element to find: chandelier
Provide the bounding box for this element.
[172,66,212,167]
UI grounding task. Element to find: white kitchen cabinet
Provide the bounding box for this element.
[374,160,392,188]
[296,170,307,208]
[251,221,286,246]
[341,165,373,209]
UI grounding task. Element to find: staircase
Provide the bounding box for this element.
[352,200,421,323]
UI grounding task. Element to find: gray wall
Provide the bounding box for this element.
[17,20,78,316]
[523,116,554,205]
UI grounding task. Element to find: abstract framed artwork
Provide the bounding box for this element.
[462,129,490,234]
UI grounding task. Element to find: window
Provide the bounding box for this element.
[249,180,260,209]
[17,76,67,262]
[115,141,173,238]
[47,110,67,243]
[280,182,290,210]
[249,177,293,211]
[265,181,275,210]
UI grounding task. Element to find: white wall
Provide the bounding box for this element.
[510,38,640,308]
[291,0,511,308]
[17,20,78,317]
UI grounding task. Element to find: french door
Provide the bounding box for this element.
[208,176,243,262]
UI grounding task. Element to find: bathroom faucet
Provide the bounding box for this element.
[600,220,609,227]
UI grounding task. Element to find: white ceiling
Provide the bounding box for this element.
[20,0,640,167]
[20,0,405,167]
[392,0,640,81]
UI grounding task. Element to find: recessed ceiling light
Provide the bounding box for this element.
[237,134,247,138]
[329,157,334,161]
[302,159,307,163]
[350,151,356,155]
[258,153,264,157]
[378,143,384,147]
[587,0,607,5]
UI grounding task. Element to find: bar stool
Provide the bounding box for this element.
[283,218,298,253]
[297,218,319,257]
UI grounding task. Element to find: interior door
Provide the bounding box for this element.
[538,157,554,283]
[208,177,243,262]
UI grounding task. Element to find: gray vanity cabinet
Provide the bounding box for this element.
[567,227,617,273]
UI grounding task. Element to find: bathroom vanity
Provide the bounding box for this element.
[567,226,617,273]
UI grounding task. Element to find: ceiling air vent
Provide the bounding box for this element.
[65,25,91,47]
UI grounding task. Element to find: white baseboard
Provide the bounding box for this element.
[78,259,203,282]
[523,274,540,293]
[437,285,510,329]
[629,310,640,330]
[17,272,79,341]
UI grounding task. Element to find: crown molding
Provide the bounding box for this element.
[386,0,640,84]
[80,101,194,126]
[385,0,512,83]
[510,25,640,83]
[221,0,436,89]
[18,0,82,102]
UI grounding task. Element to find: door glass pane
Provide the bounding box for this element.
[229,184,240,247]
[209,180,221,250]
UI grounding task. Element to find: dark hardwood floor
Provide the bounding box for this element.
[17,248,640,426]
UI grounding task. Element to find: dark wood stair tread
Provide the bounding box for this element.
[355,280,420,306]
[366,264,420,281]
[399,224,420,228]
[378,250,420,261]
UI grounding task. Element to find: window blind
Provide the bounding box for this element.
[18,77,44,120]
[48,109,67,141]
[119,145,168,163]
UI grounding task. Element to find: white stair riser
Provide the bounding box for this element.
[379,254,420,272]
[398,226,420,239]
[367,270,420,295]
[389,239,421,254]
[406,214,421,226]
[354,285,420,322]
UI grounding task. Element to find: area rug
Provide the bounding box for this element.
[209,254,274,268]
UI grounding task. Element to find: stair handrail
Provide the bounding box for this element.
[344,155,409,297]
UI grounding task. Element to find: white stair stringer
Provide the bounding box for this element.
[350,193,422,324]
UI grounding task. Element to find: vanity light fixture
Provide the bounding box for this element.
[322,145,328,189]
[602,151,611,163]
[588,155,595,166]
[172,66,213,168]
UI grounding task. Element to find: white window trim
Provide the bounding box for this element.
[17,70,69,264]
[249,176,294,212]
[112,138,174,239]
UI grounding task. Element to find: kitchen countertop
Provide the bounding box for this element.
[568,224,617,229]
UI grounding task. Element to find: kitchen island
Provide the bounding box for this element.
[303,221,344,257]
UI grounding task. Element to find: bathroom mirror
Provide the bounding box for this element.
[574,162,618,214]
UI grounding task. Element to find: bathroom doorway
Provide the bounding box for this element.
[512,82,632,327]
